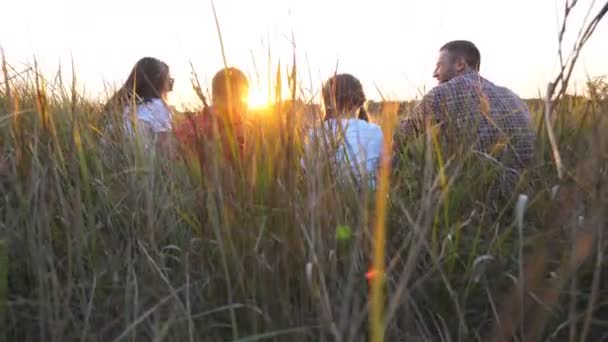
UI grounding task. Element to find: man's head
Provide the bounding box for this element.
[433,40,481,84]
[212,67,249,118]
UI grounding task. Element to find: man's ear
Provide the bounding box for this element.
[455,56,467,72]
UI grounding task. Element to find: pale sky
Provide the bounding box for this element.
[1,0,607,109]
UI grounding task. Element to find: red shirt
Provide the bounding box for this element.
[174,107,245,166]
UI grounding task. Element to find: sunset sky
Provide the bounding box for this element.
[1,0,607,109]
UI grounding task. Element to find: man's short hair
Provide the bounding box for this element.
[440,40,481,70]
[212,67,249,105]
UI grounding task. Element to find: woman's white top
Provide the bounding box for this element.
[307,118,384,186]
[123,98,172,136]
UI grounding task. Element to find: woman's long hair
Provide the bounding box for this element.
[104,57,172,112]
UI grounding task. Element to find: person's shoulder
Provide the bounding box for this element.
[365,120,382,131]
[148,98,166,105]
[138,98,169,115]
[486,80,527,103]
[422,80,456,103]
[147,98,171,112]
[438,73,473,91]
[429,81,452,93]
[356,119,384,137]
[371,122,384,137]
[495,83,522,99]
[414,85,444,111]
[181,109,214,127]
[475,74,518,96]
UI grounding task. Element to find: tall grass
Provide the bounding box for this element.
[1,53,608,342]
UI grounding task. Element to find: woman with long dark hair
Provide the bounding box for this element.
[105,57,174,149]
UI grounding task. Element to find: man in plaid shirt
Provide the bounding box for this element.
[396,40,536,195]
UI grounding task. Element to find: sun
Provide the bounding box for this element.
[247,88,271,110]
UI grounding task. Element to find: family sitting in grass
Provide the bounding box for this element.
[104,40,536,195]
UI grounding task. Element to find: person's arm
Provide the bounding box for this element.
[392,91,443,168]
[393,96,428,153]
[142,100,175,156]
[402,95,432,136]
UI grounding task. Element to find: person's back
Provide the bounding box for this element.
[314,117,383,182]
[104,57,174,149]
[174,67,248,167]
[420,69,535,172]
[174,106,244,165]
[123,98,173,140]
[307,73,385,188]
[397,40,536,195]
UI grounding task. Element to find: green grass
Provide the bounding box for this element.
[1,60,608,342]
[0,239,6,342]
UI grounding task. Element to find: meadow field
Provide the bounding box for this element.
[1,53,608,342]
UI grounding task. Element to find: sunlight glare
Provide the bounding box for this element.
[247,87,270,110]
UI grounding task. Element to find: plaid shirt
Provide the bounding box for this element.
[397,70,536,194]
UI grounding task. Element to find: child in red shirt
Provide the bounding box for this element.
[174,67,248,167]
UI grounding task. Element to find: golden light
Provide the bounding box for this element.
[247,87,271,110]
